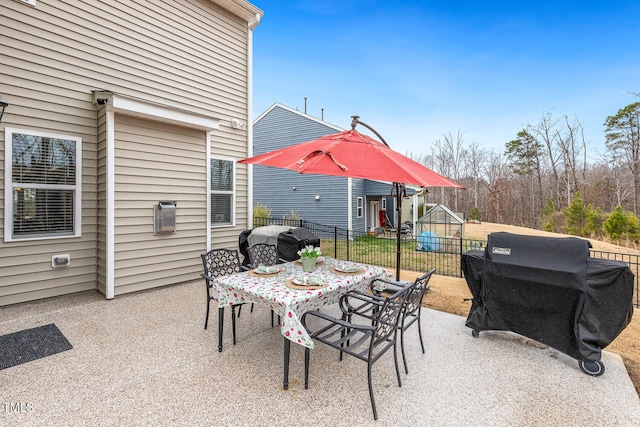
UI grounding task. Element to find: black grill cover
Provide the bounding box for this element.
[239,227,321,265]
[277,228,321,261]
[463,232,634,363]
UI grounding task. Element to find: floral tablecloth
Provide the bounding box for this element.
[214,261,392,348]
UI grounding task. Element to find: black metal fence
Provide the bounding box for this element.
[253,217,640,307]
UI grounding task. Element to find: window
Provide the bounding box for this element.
[210,158,235,226]
[5,128,82,241]
[356,197,363,218]
[381,198,387,210]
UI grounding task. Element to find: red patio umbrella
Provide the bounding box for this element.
[239,116,465,280]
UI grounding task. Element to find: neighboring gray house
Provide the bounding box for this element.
[1,0,263,306]
[251,103,419,233]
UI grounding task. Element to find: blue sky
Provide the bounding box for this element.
[251,1,640,159]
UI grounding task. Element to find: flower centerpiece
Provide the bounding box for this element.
[298,245,322,272]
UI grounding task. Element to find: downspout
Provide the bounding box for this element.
[246,13,260,229]
[105,108,115,299]
[206,131,211,251]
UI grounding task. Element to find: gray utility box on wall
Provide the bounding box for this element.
[154,201,177,234]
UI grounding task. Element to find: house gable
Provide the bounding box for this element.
[252,104,353,228]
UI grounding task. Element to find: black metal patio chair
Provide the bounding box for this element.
[246,243,283,326]
[301,283,413,420]
[247,243,282,268]
[340,268,436,374]
[201,248,248,345]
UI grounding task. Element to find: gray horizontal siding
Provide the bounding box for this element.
[253,105,354,229]
[351,179,366,232]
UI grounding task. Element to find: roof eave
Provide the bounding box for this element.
[210,0,264,24]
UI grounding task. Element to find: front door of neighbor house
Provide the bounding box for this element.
[369,201,380,230]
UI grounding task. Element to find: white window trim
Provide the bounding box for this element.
[4,127,82,242]
[15,0,36,6]
[209,155,236,228]
[356,197,363,218]
[381,198,387,210]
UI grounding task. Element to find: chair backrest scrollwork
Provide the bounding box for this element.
[248,243,279,267]
[373,284,412,345]
[202,248,241,282]
[404,268,436,317]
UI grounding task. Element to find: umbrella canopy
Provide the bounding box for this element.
[239,122,464,281]
[239,129,464,189]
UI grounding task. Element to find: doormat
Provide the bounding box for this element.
[0,324,73,370]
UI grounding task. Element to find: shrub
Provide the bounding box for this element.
[287,209,300,220]
[469,207,481,221]
[562,193,588,236]
[254,203,271,218]
[604,206,640,242]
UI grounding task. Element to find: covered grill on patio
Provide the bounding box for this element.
[239,225,321,266]
[462,232,634,376]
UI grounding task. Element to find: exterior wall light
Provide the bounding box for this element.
[0,96,8,124]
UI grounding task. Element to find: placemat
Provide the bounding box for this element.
[330,267,364,275]
[285,279,327,290]
[248,270,278,277]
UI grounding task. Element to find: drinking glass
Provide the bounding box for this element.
[277,271,287,283]
[324,256,332,272]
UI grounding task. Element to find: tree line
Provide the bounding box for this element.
[411,94,640,246]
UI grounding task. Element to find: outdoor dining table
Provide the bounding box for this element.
[213,258,392,389]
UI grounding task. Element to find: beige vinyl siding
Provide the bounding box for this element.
[112,115,207,295]
[0,0,254,304]
[2,0,250,120]
[0,127,98,306]
[0,64,99,306]
[0,118,98,305]
[209,126,250,248]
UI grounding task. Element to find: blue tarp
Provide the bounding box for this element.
[418,231,440,251]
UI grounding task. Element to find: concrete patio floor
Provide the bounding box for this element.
[1,279,639,426]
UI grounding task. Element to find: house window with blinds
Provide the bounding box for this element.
[5,129,82,241]
[210,158,235,226]
[357,197,363,218]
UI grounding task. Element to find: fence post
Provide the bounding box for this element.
[459,237,464,278]
[346,228,350,261]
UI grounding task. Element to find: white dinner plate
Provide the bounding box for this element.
[253,267,279,275]
[292,276,323,286]
[334,264,360,273]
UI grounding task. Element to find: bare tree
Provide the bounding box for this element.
[483,151,510,223]
[604,102,640,215]
[603,148,633,209]
[555,114,586,205]
[463,141,489,213]
[527,112,562,207]
[435,131,465,211]
[431,135,454,206]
